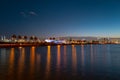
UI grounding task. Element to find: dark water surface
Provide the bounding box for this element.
[0,44,120,80]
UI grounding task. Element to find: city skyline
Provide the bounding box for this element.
[1,0,120,37]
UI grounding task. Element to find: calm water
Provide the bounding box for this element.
[0,44,120,80]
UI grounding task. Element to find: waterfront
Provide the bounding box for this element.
[0,44,120,80]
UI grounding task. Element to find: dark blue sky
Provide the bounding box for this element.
[1,0,120,37]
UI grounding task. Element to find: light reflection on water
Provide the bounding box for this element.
[72,45,77,75]
[18,47,25,80]
[8,48,15,80]
[63,45,67,69]
[45,45,51,79]
[30,46,35,79]
[1,45,120,80]
[81,45,85,76]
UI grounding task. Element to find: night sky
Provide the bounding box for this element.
[1,0,120,37]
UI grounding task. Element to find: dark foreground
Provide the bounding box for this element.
[0,44,120,80]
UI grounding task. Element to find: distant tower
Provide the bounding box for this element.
[97,37,100,40]
[1,36,4,40]
[3,36,6,40]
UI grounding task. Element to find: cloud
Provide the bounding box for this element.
[20,11,38,17]
[20,12,26,17]
[29,11,38,16]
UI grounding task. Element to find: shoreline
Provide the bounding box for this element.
[0,43,116,48]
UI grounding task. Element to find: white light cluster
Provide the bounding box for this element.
[45,39,66,44]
